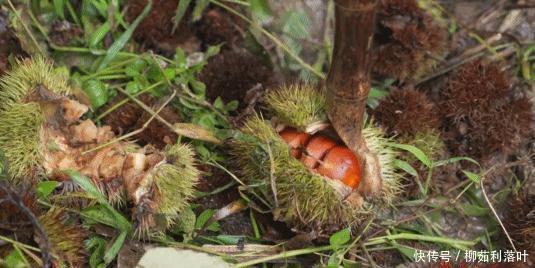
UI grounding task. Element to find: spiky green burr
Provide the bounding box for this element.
[150,143,199,228]
[231,84,402,233]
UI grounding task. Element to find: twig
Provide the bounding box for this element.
[479,169,517,251]
[82,90,177,154]
[96,81,165,121]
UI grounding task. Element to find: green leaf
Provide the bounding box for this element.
[205,44,222,58]
[172,0,192,33]
[66,170,132,232]
[329,228,351,247]
[225,100,239,112]
[86,236,106,268]
[192,0,209,21]
[206,221,220,232]
[250,0,272,22]
[36,181,58,199]
[388,143,432,168]
[4,246,29,268]
[53,0,65,19]
[213,97,224,110]
[88,22,110,48]
[125,81,142,94]
[125,58,147,76]
[97,1,152,70]
[394,245,416,261]
[394,159,418,177]
[459,203,489,217]
[433,157,479,168]
[173,123,221,144]
[83,79,109,109]
[281,10,311,40]
[104,231,128,264]
[82,205,121,228]
[195,209,216,230]
[462,170,481,183]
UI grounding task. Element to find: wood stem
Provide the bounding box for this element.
[326,0,377,149]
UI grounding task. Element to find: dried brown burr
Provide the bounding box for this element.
[199,50,274,107]
[373,86,441,137]
[441,60,534,161]
[101,95,181,149]
[195,6,245,49]
[373,0,447,80]
[126,0,197,52]
[504,192,535,264]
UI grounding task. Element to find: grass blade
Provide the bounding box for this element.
[97,1,152,70]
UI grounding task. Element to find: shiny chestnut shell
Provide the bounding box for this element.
[301,135,337,169]
[316,146,361,189]
[279,128,311,158]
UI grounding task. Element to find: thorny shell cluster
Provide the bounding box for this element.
[231,84,402,234]
[0,57,199,237]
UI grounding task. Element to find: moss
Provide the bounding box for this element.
[0,103,44,183]
[264,84,326,131]
[0,56,71,112]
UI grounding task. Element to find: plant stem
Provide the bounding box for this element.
[326,0,377,149]
[364,233,475,250]
[234,245,333,267]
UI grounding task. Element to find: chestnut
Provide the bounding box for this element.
[301,135,337,169]
[279,128,311,158]
[317,146,361,189]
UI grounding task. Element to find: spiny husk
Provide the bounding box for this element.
[0,102,44,182]
[150,143,199,228]
[362,123,403,204]
[232,116,370,232]
[38,207,87,267]
[0,56,71,112]
[505,192,535,258]
[232,85,403,232]
[264,84,326,131]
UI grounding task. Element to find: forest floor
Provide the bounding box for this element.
[0,0,533,267]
